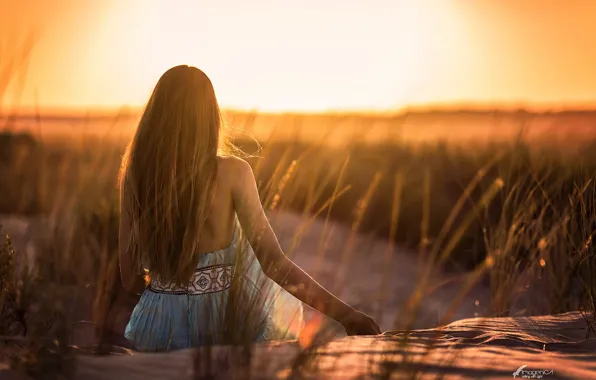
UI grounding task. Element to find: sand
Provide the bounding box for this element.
[0,210,492,332]
[2,212,595,378]
[2,312,595,379]
[71,312,596,379]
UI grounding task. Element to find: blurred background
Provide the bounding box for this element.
[1,0,596,359]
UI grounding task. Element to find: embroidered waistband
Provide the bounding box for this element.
[148,264,233,295]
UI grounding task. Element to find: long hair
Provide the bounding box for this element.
[119,65,229,286]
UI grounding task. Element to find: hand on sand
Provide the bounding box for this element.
[339,309,381,336]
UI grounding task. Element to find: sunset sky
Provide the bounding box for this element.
[2,0,596,112]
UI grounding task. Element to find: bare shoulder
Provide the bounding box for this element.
[217,155,252,174]
[217,156,253,187]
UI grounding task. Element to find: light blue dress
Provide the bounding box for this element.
[124,221,304,351]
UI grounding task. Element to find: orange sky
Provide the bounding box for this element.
[2,0,596,112]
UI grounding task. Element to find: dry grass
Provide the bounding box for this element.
[2,112,596,379]
[2,35,596,379]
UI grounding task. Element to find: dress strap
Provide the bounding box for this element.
[231,216,241,244]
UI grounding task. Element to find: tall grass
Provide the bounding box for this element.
[2,113,596,377]
[2,33,596,379]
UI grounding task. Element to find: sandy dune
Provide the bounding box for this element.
[267,211,491,331]
[68,312,596,379]
[3,312,596,378]
[2,212,595,378]
[1,210,491,332]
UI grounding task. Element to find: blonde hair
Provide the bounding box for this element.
[119,65,235,286]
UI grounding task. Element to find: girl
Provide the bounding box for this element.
[119,65,380,351]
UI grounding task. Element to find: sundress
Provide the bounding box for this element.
[124,219,304,351]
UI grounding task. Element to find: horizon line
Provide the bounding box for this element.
[4,102,596,118]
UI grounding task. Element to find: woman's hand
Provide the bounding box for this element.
[339,309,381,336]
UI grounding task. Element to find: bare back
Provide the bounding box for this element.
[201,155,288,271]
[194,156,240,254]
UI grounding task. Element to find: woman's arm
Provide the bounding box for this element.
[230,158,357,324]
[119,186,147,295]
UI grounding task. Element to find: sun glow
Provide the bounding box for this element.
[3,0,596,112]
[37,0,463,112]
